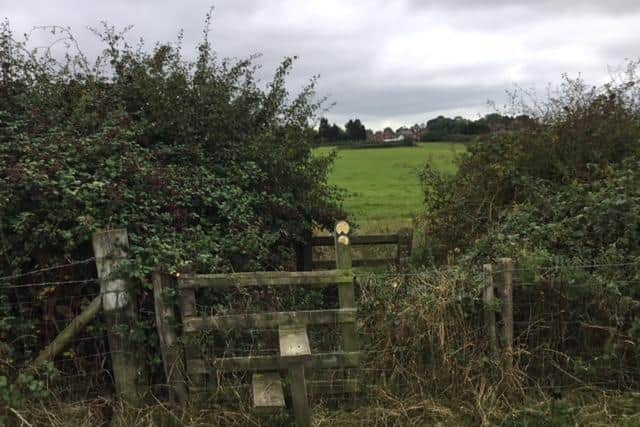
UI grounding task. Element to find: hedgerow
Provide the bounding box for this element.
[0,16,341,276]
[0,15,341,412]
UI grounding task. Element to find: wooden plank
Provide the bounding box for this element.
[289,363,310,427]
[252,372,285,410]
[279,324,311,364]
[311,234,399,246]
[28,295,102,370]
[312,258,393,269]
[180,281,207,392]
[499,257,514,369]
[482,264,498,356]
[189,351,362,373]
[307,379,359,395]
[152,271,188,403]
[183,308,357,332]
[179,269,353,289]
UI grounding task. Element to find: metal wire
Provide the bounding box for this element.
[0,258,97,282]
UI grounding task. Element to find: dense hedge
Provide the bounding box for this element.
[419,67,640,263]
[0,20,341,277]
[0,18,344,409]
[417,63,640,387]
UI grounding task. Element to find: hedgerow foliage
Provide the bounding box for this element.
[418,62,640,388]
[0,17,341,410]
[419,63,640,263]
[0,17,340,277]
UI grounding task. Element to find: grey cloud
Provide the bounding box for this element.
[2,0,639,129]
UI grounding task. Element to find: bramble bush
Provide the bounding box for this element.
[0,15,341,407]
[418,62,640,389]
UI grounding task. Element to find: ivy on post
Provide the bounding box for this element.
[333,221,357,352]
[92,229,146,405]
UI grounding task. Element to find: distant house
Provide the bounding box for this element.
[383,134,405,142]
[382,128,396,140]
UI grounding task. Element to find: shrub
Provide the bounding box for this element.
[418,65,640,263]
[0,17,342,276]
[0,15,341,403]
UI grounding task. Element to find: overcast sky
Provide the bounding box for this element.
[3,0,640,130]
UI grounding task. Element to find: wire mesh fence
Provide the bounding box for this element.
[1,258,639,410]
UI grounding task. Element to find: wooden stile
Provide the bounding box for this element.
[166,221,359,425]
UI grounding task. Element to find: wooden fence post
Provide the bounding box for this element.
[498,258,514,369]
[334,221,357,352]
[296,230,313,271]
[482,264,498,356]
[396,228,413,264]
[92,229,146,404]
[152,270,188,403]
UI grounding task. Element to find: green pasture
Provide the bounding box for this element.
[314,142,465,231]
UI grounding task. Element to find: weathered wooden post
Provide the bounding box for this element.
[334,221,357,352]
[396,228,413,265]
[483,264,498,356]
[295,230,313,271]
[498,258,514,369]
[152,270,188,403]
[92,229,146,404]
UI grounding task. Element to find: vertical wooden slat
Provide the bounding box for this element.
[499,257,514,369]
[180,279,207,393]
[396,228,413,266]
[92,229,146,405]
[296,230,313,271]
[334,221,357,352]
[289,363,311,427]
[483,264,498,356]
[152,270,188,403]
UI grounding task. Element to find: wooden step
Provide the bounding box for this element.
[278,324,311,364]
[252,372,285,411]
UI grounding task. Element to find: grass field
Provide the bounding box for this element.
[315,142,465,231]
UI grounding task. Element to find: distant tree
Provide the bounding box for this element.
[328,123,344,141]
[345,118,367,140]
[318,117,331,140]
[317,117,346,142]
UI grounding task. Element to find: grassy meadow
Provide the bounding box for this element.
[315,142,465,231]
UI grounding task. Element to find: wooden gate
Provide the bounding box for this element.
[154,221,360,426]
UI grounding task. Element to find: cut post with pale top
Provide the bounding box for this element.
[92,229,146,405]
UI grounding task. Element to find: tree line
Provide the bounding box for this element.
[314,113,537,145]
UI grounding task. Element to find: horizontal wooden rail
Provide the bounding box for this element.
[311,234,399,246]
[312,258,393,269]
[179,269,353,289]
[188,351,362,373]
[183,308,357,332]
